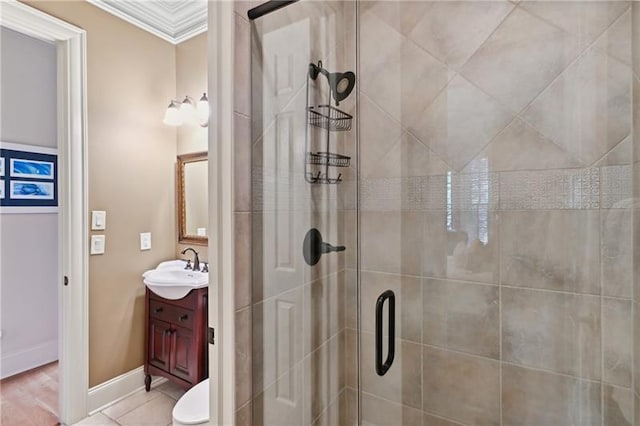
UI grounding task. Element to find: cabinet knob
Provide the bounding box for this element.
[153,307,163,314]
[178,314,189,322]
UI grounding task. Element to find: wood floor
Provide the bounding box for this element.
[0,362,59,426]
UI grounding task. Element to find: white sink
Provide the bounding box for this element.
[143,261,208,300]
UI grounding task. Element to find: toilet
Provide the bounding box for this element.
[172,378,210,426]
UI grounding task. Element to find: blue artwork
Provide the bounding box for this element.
[11,181,54,200]
[11,159,54,179]
[0,144,58,211]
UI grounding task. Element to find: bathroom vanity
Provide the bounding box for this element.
[144,287,208,391]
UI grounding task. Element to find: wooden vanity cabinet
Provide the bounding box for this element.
[144,287,208,391]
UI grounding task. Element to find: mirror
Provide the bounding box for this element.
[177,152,208,245]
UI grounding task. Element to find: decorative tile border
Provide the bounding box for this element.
[251,165,632,211]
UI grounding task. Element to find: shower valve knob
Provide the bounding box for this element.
[303,228,346,266]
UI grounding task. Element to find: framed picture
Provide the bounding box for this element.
[10,180,55,200]
[0,142,58,214]
[10,158,55,179]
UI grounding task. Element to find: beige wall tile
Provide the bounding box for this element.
[521,1,630,48]
[359,390,422,426]
[236,307,252,408]
[634,302,640,395]
[359,332,422,409]
[502,287,601,380]
[236,401,252,426]
[468,118,583,172]
[311,389,346,426]
[597,136,632,167]
[359,94,403,177]
[422,346,500,426]
[603,385,633,426]
[593,9,632,66]
[360,271,422,343]
[361,13,450,127]
[423,279,499,359]
[361,211,423,276]
[522,46,631,166]
[235,212,252,310]
[633,4,640,76]
[410,75,514,172]
[234,113,252,212]
[422,413,464,426]
[602,209,633,299]
[369,133,450,179]
[462,7,581,113]
[409,1,514,70]
[234,14,251,116]
[360,1,430,38]
[502,364,601,426]
[500,210,601,294]
[424,210,499,284]
[602,298,632,388]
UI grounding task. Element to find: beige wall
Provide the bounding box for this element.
[24,0,178,387]
[176,32,209,261]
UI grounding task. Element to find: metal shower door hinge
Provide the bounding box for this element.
[64,276,69,286]
[208,327,215,345]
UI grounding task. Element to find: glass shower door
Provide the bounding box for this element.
[358,1,635,425]
[251,2,357,425]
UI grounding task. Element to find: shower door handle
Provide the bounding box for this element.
[375,290,395,376]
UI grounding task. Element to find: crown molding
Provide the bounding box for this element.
[86,0,207,44]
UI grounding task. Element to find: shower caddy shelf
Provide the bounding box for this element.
[305,61,353,185]
[307,105,353,132]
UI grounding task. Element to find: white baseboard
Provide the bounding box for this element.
[87,366,167,415]
[1,340,58,379]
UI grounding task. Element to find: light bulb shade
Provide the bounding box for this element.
[180,96,196,124]
[197,93,209,127]
[163,101,182,126]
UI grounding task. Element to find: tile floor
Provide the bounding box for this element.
[73,381,185,426]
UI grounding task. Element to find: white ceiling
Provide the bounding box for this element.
[86,0,207,44]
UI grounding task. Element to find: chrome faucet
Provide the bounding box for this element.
[181,247,200,272]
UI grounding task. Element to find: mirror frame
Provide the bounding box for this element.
[177,151,208,245]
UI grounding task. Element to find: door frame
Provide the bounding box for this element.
[208,0,236,424]
[0,1,89,424]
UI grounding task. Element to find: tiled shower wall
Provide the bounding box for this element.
[346,1,636,425]
[633,2,640,424]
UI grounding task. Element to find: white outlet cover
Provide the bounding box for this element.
[91,210,106,230]
[91,235,106,255]
[140,232,151,251]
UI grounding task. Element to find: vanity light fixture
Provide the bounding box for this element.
[164,93,209,127]
[163,100,183,126]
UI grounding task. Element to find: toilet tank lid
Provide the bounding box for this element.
[172,379,210,424]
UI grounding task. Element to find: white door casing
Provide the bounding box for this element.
[0,1,89,424]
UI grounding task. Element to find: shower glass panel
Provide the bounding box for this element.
[251,1,638,425]
[357,1,636,425]
[251,2,356,425]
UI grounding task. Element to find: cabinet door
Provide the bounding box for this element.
[170,324,196,383]
[149,318,171,371]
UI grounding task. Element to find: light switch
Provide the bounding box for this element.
[140,232,151,251]
[90,235,106,255]
[91,211,106,230]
